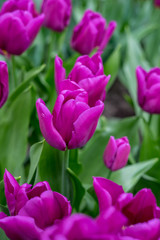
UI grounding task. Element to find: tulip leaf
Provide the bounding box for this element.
[110,158,158,192]
[0,229,9,240]
[0,87,35,179]
[67,168,85,211]
[69,149,82,175]
[104,44,121,91]
[28,140,45,184]
[7,64,45,107]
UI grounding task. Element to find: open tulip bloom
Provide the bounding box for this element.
[55,53,110,106]
[0,0,44,55]
[36,89,104,150]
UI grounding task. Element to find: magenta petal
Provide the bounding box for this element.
[27,13,44,42]
[58,80,80,93]
[78,75,110,106]
[54,56,66,94]
[136,66,147,107]
[36,98,66,150]
[0,61,8,108]
[103,136,117,170]
[93,177,124,213]
[4,169,20,216]
[98,21,117,52]
[0,216,42,240]
[68,100,104,149]
[27,181,51,199]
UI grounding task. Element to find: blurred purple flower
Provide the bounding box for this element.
[55,54,110,106]
[41,0,72,32]
[41,208,127,240]
[103,136,130,171]
[0,61,8,108]
[0,0,44,55]
[155,0,160,7]
[36,89,104,150]
[93,177,160,225]
[0,169,71,239]
[71,9,117,55]
[136,66,160,114]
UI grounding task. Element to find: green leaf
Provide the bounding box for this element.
[0,87,35,179]
[67,168,85,211]
[110,158,158,192]
[69,149,82,175]
[7,64,45,107]
[104,44,121,91]
[0,229,9,240]
[28,140,44,184]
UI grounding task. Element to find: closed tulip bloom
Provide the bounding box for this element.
[103,136,130,171]
[136,66,160,114]
[0,0,44,55]
[0,61,8,108]
[55,54,110,106]
[36,89,104,150]
[41,0,72,32]
[71,9,117,55]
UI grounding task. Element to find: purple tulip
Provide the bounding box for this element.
[0,0,44,55]
[0,170,72,239]
[155,0,160,7]
[41,208,127,240]
[55,54,110,106]
[103,136,130,171]
[0,61,8,108]
[36,89,104,150]
[93,177,159,225]
[41,0,72,32]
[136,66,160,114]
[71,9,117,55]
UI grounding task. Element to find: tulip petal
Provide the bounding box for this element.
[78,75,110,106]
[54,56,66,94]
[93,177,124,213]
[103,136,117,170]
[136,66,147,107]
[27,14,44,42]
[98,21,117,52]
[0,216,42,240]
[36,98,66,151]
[68,100,104,149]
[0,61,8,108]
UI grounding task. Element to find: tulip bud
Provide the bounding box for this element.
[71,9,117,55]
[41,0,72,32]
[136,66,160,114]
[0,61,8,108]
[0,0,44,55]
[103,136,130,171]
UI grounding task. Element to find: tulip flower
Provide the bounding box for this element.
[41,0,72,32]
[55,54,110,106]
[155,0,160,7]
[136,66,160,114]
[0,61,8,108]
[41,208,127,240]
[93,177,160,225]
[36,89,104,150]
[0,0,44,55]
[103,136,130,171]
[71,9,117,55]
[0,169,72,239]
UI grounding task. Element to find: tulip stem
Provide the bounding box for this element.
[11,55,17,88]
[61,149,69,196]
[107,170,112,179]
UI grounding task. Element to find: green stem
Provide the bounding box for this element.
[106,169,112,179]
[148,114,153,126]
[61,149,69,196]
[11,55,17,88]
